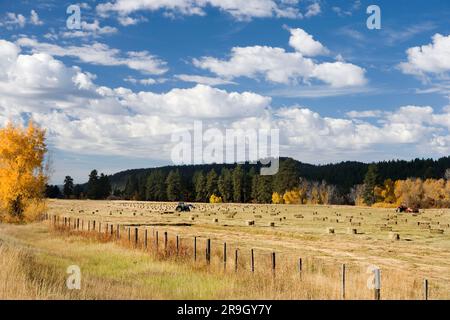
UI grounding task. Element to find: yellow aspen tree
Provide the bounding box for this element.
[318,182,329,205]
[283,189,300,204]
[374,179,396,206]
[0,121,47,222]
[272,192,283,204]
[444,180,450,207]
[309,183,321,204]
[209,194,222,203]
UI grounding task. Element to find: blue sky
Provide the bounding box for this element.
[0,0,449,184]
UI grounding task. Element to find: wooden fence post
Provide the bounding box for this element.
[164,232,168,252]
[271,252,276,276]
[298,258,303,279]
[194,236,197,261]
[98,222,101,233]
[373,268,381,300]
[110,224,113,236]
[251,249,255,273]
[128,227,131,242]
[155,230,159,250]
[117,225,120,239]
[88,220,90,231]
[134,228,138,247]
[341,264,346,300]
[144,229,148,249]
[235,249,238,272]
[223,243,227,270]
[176,235,179,256]
[423,279,429,300]
[206,239,211,264]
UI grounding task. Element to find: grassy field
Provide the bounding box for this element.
[1,199,449,299]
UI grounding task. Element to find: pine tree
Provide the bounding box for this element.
[232,165,244,203]
[73,184,84,199]
[137,175,146,200]
[206,169,218,199]
[63,176,74,199]
[98,173,111,199]
[218,168,233,202]
[146,170,167,201]
[363,164,379,206]
[251,174,259,202]
[243,167,255,203]
[256,175,273,203]
[124,175,139,200]
[87,170,99,199]
[86,170,110,199]
[193,171,207,202]
[273,159,299,194]
[45,185,62,199]
[166,170,182,201]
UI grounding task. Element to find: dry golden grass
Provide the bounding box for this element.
[1,199,449,300]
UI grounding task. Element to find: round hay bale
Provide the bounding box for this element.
[246,220,255,226]
[326,227,335,234]
[389,232,400,240]
[268,222,275,227]
[190,216,195,221]
[347,228,357,234]
[213,218,219,223]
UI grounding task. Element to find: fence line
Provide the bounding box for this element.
[44,213,434,300]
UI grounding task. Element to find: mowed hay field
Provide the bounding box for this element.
[1,199,450,300]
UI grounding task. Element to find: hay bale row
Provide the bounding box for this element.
[389,232,400,240]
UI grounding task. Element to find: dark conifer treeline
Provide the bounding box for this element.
[46,156,450,204]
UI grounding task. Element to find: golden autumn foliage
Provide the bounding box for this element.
[373,178,450,209]
[271,192,283,204]
[283,189,301,204]
[0,121,48,222]
[374,179,396,205]
[209,194,223,203]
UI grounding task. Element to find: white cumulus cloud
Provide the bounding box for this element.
[96,0,301,21]
[16,37,167,75]
[399,33,450,76]
[193,29,366,87]
[1,38,449,168]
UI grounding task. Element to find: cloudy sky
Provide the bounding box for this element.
[0,0,449,184]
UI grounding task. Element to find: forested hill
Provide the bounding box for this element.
[109,156,450,193]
